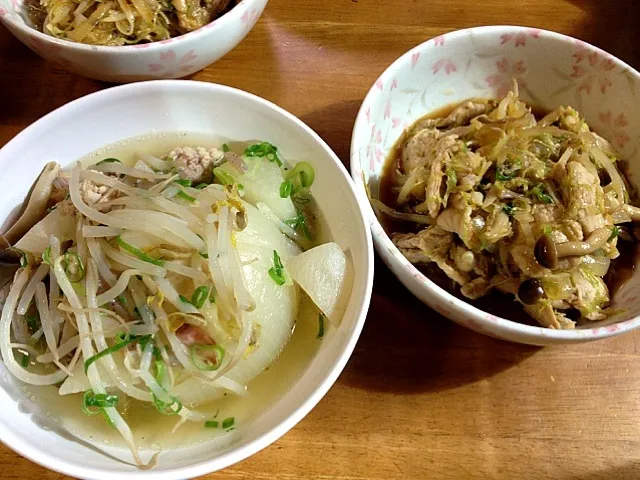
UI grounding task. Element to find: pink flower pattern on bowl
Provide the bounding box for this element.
[351,26,640,345]
[148,50,198,77]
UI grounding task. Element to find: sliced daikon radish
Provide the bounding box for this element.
[285,242,352,325]
[15,208,76,256]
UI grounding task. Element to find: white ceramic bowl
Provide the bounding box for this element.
[0,0,267,82]
[0,80,373,478]
[351,25,640,345]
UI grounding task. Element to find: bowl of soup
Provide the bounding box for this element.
[0,80,373,478]
[351,25,640,345]
[0,0,267,82]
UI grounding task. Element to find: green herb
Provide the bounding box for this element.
[531,184,554,204]
[222,417,235,429]
[284,210,312,240]
[179,294,192,304]
[176,191,196,203]
[496,158,522,181]
[268,250,286,286]
[152,394,182,416]
[199,252,209,259]
[155,359,166,385]
[84,333,151,373]
[60,252,85,282]
[117,294,127,306]
[42,246,52,266]
[174,179,192,187]
[280,180,293,198]
[244,142,282,166]
[543,225,553,236]
[317,313,325,339]
[25,313,40,334]
[209,288,216,304]
[609,225,621,242]
[205,420,219,428]
[82,390,119,416]
[190,344,225,371]
[502,203,517,216]
[446,168,457,190]
[213,168,235,186]
[96,158,121,166]
[9,248,28,268]
[20,352,30,368]
[195,183,208,189]
[191,286,210,308]
[116,236,165,266]
[222,143,230,153]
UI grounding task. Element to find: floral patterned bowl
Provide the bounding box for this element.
[0,0,267,82]
[350,26,640,345]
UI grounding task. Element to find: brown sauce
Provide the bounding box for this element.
[377,100,640,326]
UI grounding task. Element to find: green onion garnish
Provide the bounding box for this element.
[84,333,151,373]
[609,225,621,242]
[213,168,235,186]
[280,180,293,198]
[155,359,166,385]
[199,252,209,259]
[205,420,219,428]
[190,344,225,371]
[82,390,119,416]
[222,143,230,153]
[9,247,29,268]
[317,313,325,339]
[284,211,312,241]
[288,161,314,188]
[42,246,52,266]
[191,286,210,309]
[502,203,517,216]
[116,236,165,266]
[152,394,182,416]
[209,288,216,304]
[20,352,30,368]
[60,252,85,282]
[531,184,554,204]
[176,191,196,203]
[195,183,208,189]
[25,313,40,334]
[174,179,192,187]
[179,294,191,304]
[244,142,282,166]
[268,250,286,286]
[96,158,122,166]
[222,417,235,429]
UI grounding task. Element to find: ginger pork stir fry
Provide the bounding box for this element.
[32,0,236,45]
[379,83,640,329]
[0,142,348,467]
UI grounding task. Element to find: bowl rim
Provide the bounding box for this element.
[0,0,264,54]
[350,24,640,342]
[0,79,374,479]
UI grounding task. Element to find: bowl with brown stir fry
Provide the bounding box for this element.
[351,26,640,345]
[0,0,267,82]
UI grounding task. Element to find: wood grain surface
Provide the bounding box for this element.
[2,0,640,478]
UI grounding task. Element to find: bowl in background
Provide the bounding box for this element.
[0,80,374,479]
[351,25,640,345]
[0,0,267,82]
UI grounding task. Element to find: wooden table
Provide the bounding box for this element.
[2,0,640,478]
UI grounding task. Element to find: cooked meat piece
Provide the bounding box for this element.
[392,226,470,285]
[401,128,440,174]
[435,101,492,129]
[170,146,225,183]
[570,268,609,320]
[563,161,608,235]
[81,180,118,205]
[172,0,231,32]
[176,323,214,347]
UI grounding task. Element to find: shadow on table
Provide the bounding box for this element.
[338,256,540,394]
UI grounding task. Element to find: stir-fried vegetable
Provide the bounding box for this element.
[379,80,640,329]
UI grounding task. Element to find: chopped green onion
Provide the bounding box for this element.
[531,184,554,204]
[9,248,28,268]
[244,142,282,166]
[25,313,40,334]
[190,344,225,371]
[155,359,166,385]
[199,252,209,259]
[42,246,52,266]
[20,352,30,368]
[209,288,216,303]
[96,158,121,166]
[174,179,192,187]
[222,143,230,153]
[60,252,85,282]
[176,191,196,203]
[222,417,235,429]
[82,389,119,416]
[191,286,210,309]
[280,180,293,198]
[268,250,286,286]
[288,161,315,189]
[609,225,621,242]
[284,211,312,241]
[152,394,182,416]
[116,236,165,266]
[205,420,219,428]
[317,313,325,339]
[213,168,235,186]
[179,294,191,304]
[502,203,517,216]
[117,294,127,306]
[84,333,151,373]
[195,183,208,189]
